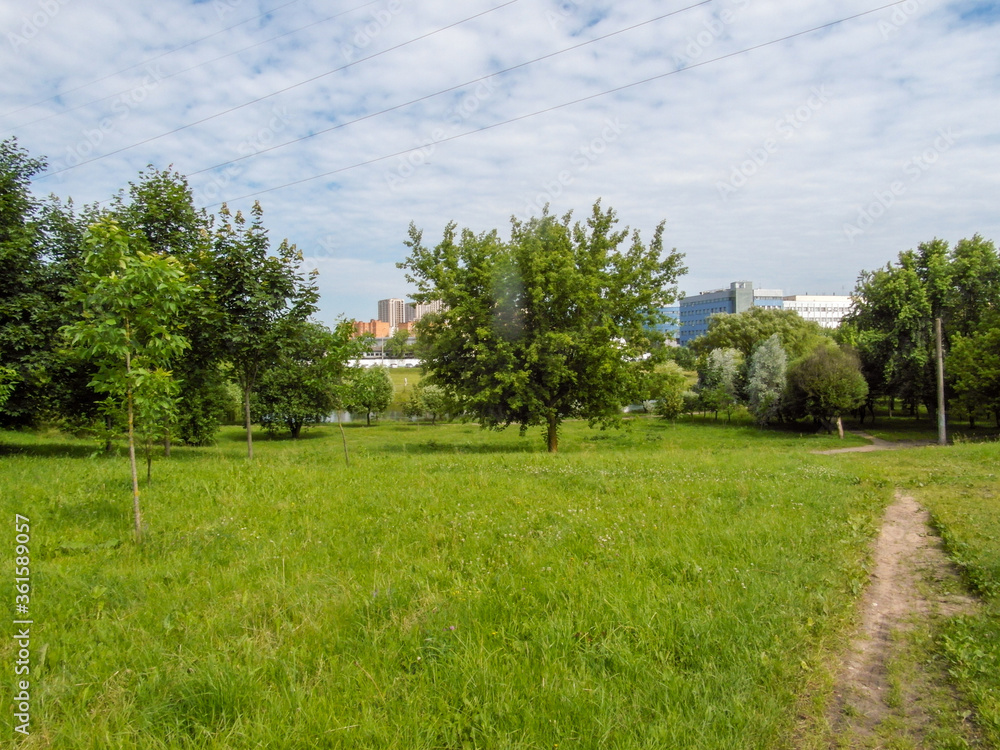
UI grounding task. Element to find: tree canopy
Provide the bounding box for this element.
[399,201,686,451]
[691,306,827,360]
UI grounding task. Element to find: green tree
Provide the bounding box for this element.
[949,317,1000,428]
[384,327,411,359]
[746,334,788,426]
[0,139,98,428]
[113,167,224,447]
[347,366,394,426]
[847,236,999,418]
[212,202,319,458]
[696,347,742,421]
[691,306,827,360]
[651,362,688,420]
[254,320,363,438]
[62,219,193,541]
[400,201,686,452]
[785,344,868,438]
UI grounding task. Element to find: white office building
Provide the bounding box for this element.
[782,295,854,328]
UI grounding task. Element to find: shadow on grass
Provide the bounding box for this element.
[0,440,101,459]
[380,438,539,455]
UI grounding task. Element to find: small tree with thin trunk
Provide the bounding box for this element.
[211,202,318,458]
[346,366,394,426]
[63,218,192,541]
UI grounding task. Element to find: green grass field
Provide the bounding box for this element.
[0,417,997,748]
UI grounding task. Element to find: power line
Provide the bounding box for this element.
[36,0,525,180]
[203,0,914,208]
[1,0,304,121]
[4,0,382,133]
[187,0,715,179]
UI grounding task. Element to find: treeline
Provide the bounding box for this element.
[652,236,1000,433]
[0,138,376,462]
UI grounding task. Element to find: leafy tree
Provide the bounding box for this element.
[402,380,452,424]
[746,334,787,426]
[847,236,999,417]
[254,320,363,438]
[0,366,16,410]
[347,366,393,426]
[949,317,1000,428]
[651,362,688,420]
[384,327,411,359]
[0,139,98,427]
[691,306,827,360]
[785,344,868,438]
[696,347,742,421]
[400,201,686,452]
[211,202,318,457]
[113,167,223,446]
[62,219,192,541]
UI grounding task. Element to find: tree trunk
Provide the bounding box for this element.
[163,432,171,457]
[366,410,371,427]
[546,413,558,453]
[126,357,142,543]
[338,412,350,467]
[836,416,844,440]
[244,385,253,459]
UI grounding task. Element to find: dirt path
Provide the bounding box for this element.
[813,432,937,455]
[822,492,981,747]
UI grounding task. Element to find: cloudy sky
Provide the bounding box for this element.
[3,0,998,324]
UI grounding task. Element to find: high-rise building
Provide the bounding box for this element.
[406,300,444,323]
[377,298,406,331]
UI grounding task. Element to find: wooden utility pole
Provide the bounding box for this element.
[936,317,947,446]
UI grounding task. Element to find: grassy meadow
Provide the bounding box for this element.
[0,414,997,748]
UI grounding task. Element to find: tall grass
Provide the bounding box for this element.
[0,419,923,748]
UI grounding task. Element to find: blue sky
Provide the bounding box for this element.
[3,0,998,325]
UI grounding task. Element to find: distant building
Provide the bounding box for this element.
[783,295,854,328]
[354,319,390,338]
[652,305,681,344]
[377,298,407,331]
[406,300,443,323]
[753,288,785,309]
[678,281,758,346]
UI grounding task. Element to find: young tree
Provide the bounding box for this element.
[211,202,318,458]
[651,361,688,421]
[113,167,224,447]
[785,344,868,438]
[346,366,394,426]
[696,348,742,421]
[746,334,788,426]
[399,201,686,452]
[63,219,192,541]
